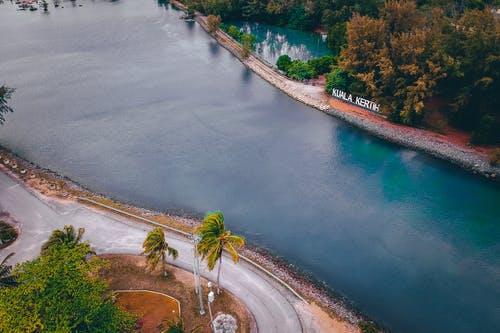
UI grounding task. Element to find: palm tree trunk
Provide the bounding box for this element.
[217,254,222,294]
[163,257,168,277]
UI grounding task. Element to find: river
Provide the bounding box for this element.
[230,21,330,64]
[0,1,499,332]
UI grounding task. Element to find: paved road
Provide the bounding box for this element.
[0,171,307,333]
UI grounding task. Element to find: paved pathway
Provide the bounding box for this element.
[0,171,306,332]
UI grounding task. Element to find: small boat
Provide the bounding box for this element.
[180,13,195,21]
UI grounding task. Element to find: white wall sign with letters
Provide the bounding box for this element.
[331,88,381,114]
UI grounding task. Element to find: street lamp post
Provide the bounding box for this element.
[193,234,205,315]
[208,290,215,332]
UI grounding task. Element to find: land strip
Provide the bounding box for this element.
[173,1,499,180]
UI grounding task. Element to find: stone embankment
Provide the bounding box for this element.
[188,8,500,180]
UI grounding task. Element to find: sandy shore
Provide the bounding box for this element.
[184,5,499,181]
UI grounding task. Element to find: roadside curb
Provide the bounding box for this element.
[77,197,307,303]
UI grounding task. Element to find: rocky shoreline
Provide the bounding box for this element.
[181,2,499,181]
[324,106,499,178]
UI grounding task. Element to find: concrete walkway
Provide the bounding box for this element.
[0,171,307,332]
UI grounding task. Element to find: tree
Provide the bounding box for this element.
[0,85,14,125]
[341,1,447,124]
[0,253,16,289]
[225,25,243,40]
[203,0,232,20]
[286,60,316,81]
[307,55,336,75]
[276,54,292,71]
[325,66,351,93]
[142,227,178,277]
[0,221,17,248]
[327,22,347,55]
[0,243,136,332]
[206,14,221,33]
[41,224,87,255]
[241,33,257,58]
[195,211,245,294]
[443,8,500,144]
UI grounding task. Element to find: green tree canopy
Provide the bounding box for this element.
[207,14,222,33]
[286,60,316,81]
[0,242,135,332]
[341,1,448,124]
[241,33,257,57]
[307,55,336,75]
[142,227,178,277]
[0,253,16,289]
[325,66,351,93]
[195,211,244,294]
[41,225,89,255]
[276,54,292,71]
[443,8,500,144]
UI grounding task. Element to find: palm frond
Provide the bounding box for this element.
[41,225,86,254]
[142,228,178,271]
[0,252,16,287]
[167,247,179,260]
[0,252,14,266]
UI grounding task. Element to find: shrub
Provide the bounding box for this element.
[326,22,347,56]
[286,60,315,81]
[359,320,379,333]
[206,14,221,33]
[471,114,500,145]
[489,148,500,166]
[202,0,232,20]
[276,54,292,71]
[224,25,243,41]
[325,66,350,93]
[307,55,336,75]
[0,243,137,331]
[241,33,257,58]
[0,221,17,248]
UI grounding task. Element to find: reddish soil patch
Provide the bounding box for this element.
[99,255,253,333]
[116,291,180,333]
[327,95,495,158]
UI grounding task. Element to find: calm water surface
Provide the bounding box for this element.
[0,1,499,332]
[231,21,330,64]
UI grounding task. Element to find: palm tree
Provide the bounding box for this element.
[142,227,178,277]
[0,252,16,288]
[41,225,86,254]
[195,211,245,294]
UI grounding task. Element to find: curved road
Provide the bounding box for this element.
[0,171,324,332]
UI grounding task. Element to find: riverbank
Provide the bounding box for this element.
[0,147,365,332]
[175,1,499,180]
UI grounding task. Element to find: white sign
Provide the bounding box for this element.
[331,88,380,113]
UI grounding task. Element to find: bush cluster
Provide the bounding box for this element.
[276,54,336,81]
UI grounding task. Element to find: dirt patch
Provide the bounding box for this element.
[116,291,180,333]
[308,302,359,333]
[99,254,253,333]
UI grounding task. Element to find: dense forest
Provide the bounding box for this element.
[183,0,500,145]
